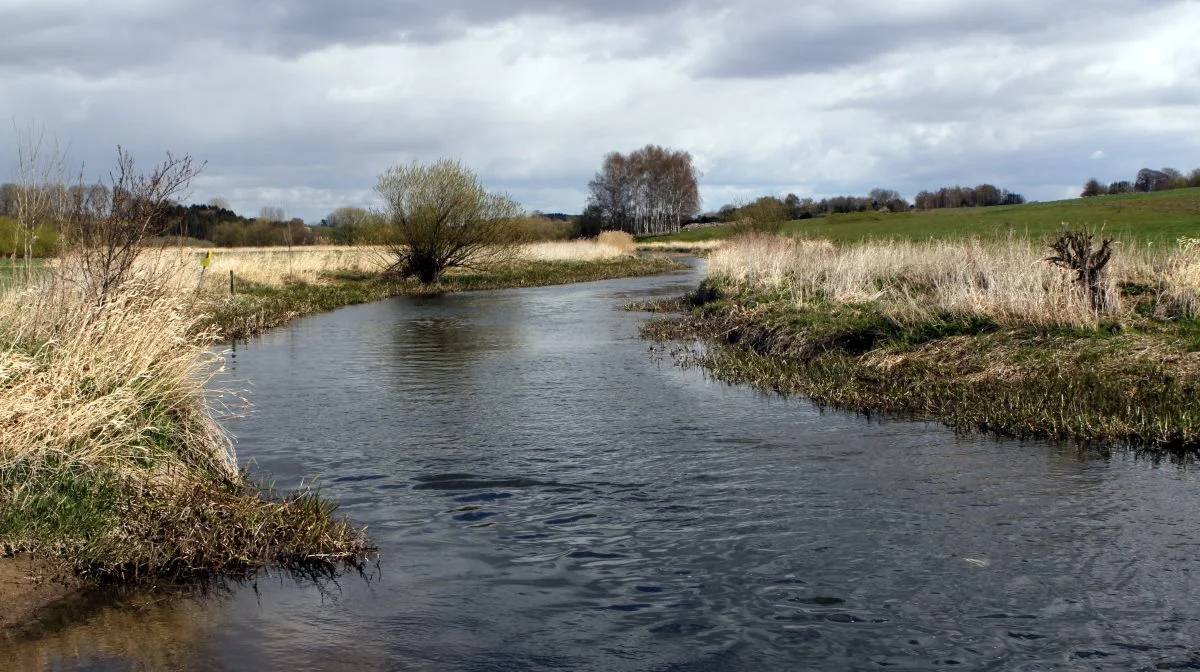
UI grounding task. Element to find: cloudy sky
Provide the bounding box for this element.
[2,0,1198,221]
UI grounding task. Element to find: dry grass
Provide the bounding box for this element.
[163,246,389,290]
[644,233,1200,450]
[0,279,236,478]
[706,233,1200,328]
[144,238,640,290]
[522,234,636,262]
[636,240,726,253]
[0,271,372,581]
[596,230,636,253]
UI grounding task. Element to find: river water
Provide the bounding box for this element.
[10,259,1200,671]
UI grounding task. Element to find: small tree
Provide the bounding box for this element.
[12,124,73,286]
[375,159,524,283]
[730,196,787,234]
[1047,227,1113,311]
[63,147,203,303]
[1135,168,1170,192]
[1080,178,1104,198]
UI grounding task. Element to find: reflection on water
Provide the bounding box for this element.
[3,589,230,671]
[11,260,1200,671]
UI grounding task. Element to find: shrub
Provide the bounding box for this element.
[375,159,525,283]
[597,230,635,253]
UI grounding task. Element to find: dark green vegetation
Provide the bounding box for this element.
[0,216,59,257]
[0,464,371,584]
[644,189,1200,245]
[639,282,1200,452]
[210,255,683,340]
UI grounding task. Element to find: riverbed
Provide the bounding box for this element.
[6,259,1200,671]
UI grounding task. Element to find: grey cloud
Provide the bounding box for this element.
[3,0,1198,220]
[0,0,697,76]
[694,0,1171,79]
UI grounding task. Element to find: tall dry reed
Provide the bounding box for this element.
[0,276,237,479]
[707,233,1200,327]
[522,234,636,262]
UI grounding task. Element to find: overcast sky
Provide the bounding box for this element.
[2,0,1198,221]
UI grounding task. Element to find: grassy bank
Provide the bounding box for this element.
[2,238,681,601]
[0,282,372,585]
[643,188,1200,245]
[637,233,1200,452]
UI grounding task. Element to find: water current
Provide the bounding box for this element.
[12,259,1200,671]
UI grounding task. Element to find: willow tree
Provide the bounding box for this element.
[375,159,524,284]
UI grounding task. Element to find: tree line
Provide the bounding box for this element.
[585,145,701,236]
[1081,167,1200,197]
[1,182,321,250]
[705,182,1026,228]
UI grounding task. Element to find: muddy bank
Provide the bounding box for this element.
[0,556,79,633]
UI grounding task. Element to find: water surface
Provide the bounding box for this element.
[11,260,1200,671]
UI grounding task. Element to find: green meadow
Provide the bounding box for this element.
[644,188,1200,244]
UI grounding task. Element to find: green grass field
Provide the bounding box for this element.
[645,188,1200,244]
[0,258,47,288]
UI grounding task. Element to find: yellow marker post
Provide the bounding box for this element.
[197,250,213,294]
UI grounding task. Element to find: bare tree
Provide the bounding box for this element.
[586,145,700,236]
[1047,227,1113,311]
[258,205,286,223]
[375,158,525,283]
[63,147,204,303]
[208,196,231,210]
[11,124,74,286]
[258,205,291,256]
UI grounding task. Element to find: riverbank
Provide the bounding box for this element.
[206,254,684,340]
[1,241,683,631]
[637,233,1200,451]
[0,556,80,633]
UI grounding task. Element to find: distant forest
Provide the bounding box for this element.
[1080,167,1200,197]
[3,160,1197,250]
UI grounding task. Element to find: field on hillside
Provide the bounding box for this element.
[646,188,1200,244]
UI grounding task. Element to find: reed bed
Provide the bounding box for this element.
[522,232,636,262]
[167,246,389,289]
[705,233,1200,327]
[0,280,235,476]
[641,233,1200,450]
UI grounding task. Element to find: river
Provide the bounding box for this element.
[9,259,1200,671]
